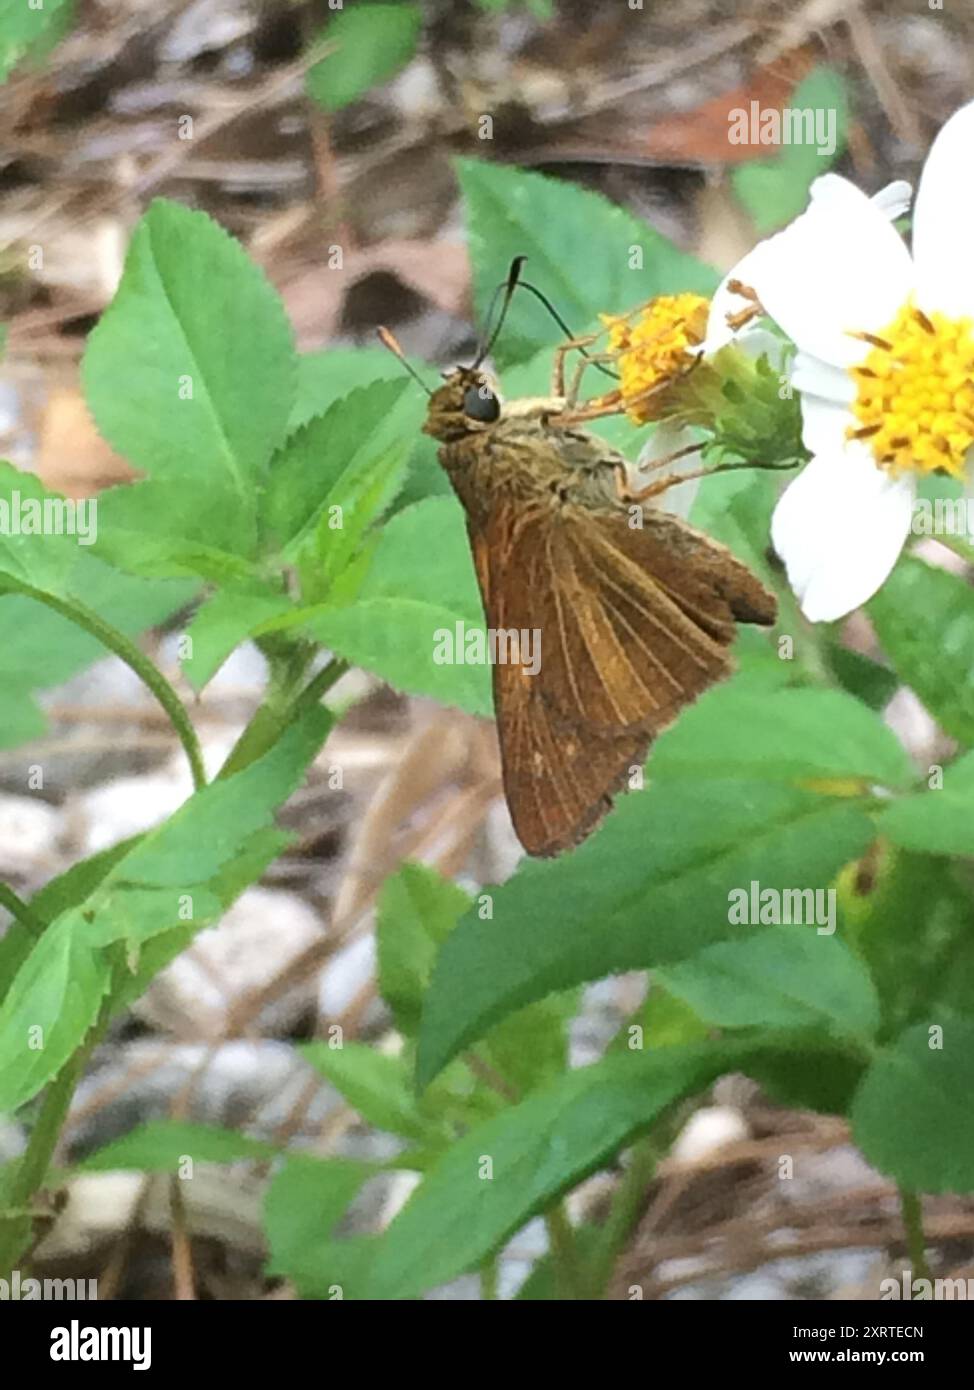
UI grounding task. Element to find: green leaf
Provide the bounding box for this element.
[264,1155,375,1297]
[369,1043,731,1298]
[290,348,449,512]
[458,159,717,367]
[377,864,471,1037]
[869,555,974,743]
[0,463,87,592]
[417,780,873,1087]
[263,381,417,594]
[0,0,73,81]
[83,200,296,537]
[303,1041,424,1139]
[0,839,140,1008]
[307,4,422,111]
[879,752,974,857]
[648,686,913,789]
[843,850,974,1039]
[851,1020,974,1192]
[732,68,849,233]
[376,864,572,1098]
[113,828,291,1012]
[0,709,330,1111]
[92,480,263,579]
[0,554,195,695]
[182,584,293,692]
[824,641,898,713]
[746,1038,867,1115]
[660,928,879,1042]
[291,348,406,431]
[78,1120,276,1171]
[306,497,491,715]
[0,687,45,750]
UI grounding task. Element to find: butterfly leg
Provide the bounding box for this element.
[550,331,605,399]
[615,462,713,504]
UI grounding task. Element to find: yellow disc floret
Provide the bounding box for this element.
[601,293,710,423]
[848,301,974,479]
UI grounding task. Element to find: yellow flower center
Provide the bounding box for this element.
[601,293,709,423]
[848,301,974,479]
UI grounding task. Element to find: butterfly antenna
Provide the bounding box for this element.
[376,326,433,396]
[472,258,617,381]
[472,255,527,368]
[516,279,618,381]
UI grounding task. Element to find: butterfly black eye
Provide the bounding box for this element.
[463,382,500,423]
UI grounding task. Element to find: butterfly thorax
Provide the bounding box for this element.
[424,368,623,525]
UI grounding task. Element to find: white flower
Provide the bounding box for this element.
[645,180,911,524]
[731,101,974,622]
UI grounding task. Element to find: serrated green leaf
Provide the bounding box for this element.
[92,479,263,579]
[0,710,329,1111]
[0,463,84,592]
[83,200,296,543]
[264,380,417,600]
[306,496,491,715]
[458,159,717,367]
[417,779,873,1087]
[307,4,421,112]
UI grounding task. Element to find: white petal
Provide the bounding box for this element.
[770,446,914,622]
[704,179,912,354]
[791,351,856,405]
[746,174,913,368]
[799,395,854,455]
[912,100,974,318]
[704,245,772,352]
[870,180,913,222]
[635,422,700,520]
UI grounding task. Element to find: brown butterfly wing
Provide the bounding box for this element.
[470,502,776,856]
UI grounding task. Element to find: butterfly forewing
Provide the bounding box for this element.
[472,501,775,854]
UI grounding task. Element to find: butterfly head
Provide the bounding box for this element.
[423,367,502,442]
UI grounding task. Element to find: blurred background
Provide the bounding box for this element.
[2,0,974,1300]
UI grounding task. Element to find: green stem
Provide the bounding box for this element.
[0,1047,88,1278]
[589,1137,660,1297]
[7,581,206,792]
[480,1255,499,1301]
[219,655,348,779]
[545,1203,585,1300]
[0,882,45,939]
[899,1189,930,1288]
